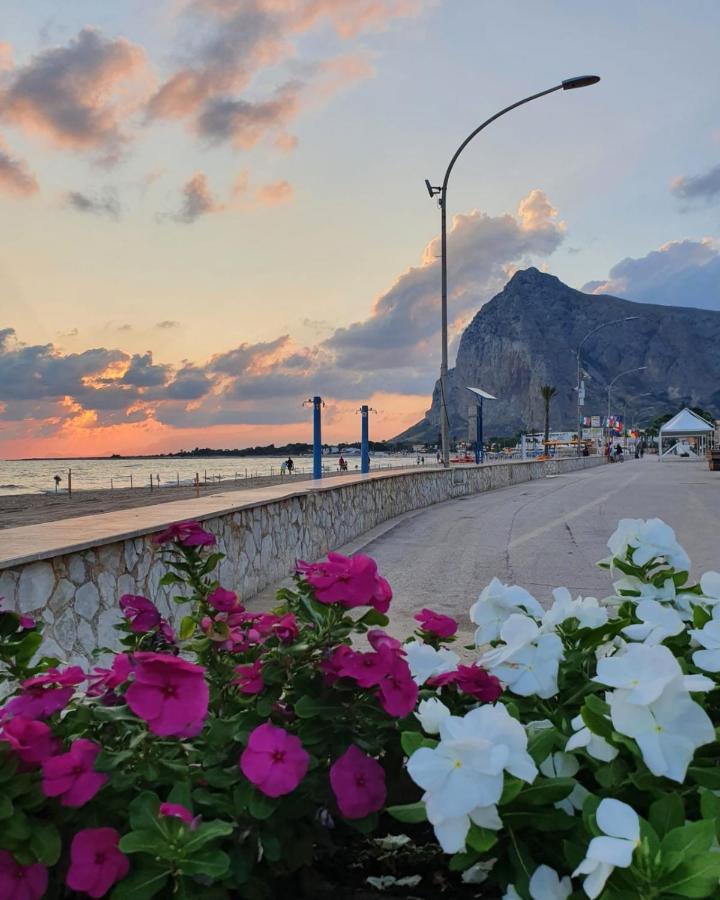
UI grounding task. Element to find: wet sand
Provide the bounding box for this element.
[0,469,380,529]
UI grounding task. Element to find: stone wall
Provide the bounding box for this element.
[0,457,603,666]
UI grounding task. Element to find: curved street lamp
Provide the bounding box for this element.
[426,75,601,467]
[607,366,647,422]
[576,316,641,452]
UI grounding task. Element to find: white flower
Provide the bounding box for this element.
[573,799,640,898]
[542,588,608,631]
[606,518,690,572]
[608,677,714,782]
[481,614,564,699]
[700,571,720,602]
[566,714,618,762]
[593,643,682,704]
[403,640,459,685]
[407,705,537,853]
[539,752,589,815]
[611,574,677,604]
[622,599,684,646]
[470,577,544,646]
[594,636,627,660]
[415,698,451,734]
[529,865,572,900]
[690,605,720,673]
[461,859,495,884]
[502,887,522,900]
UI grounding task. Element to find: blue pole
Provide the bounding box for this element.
[313,396,322,479]
[361,405,370,474]
[473,402,480,465]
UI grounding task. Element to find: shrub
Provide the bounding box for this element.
[0,517,719,898]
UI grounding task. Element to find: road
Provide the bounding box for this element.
[334,457,719,641]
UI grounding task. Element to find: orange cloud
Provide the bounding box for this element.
[0,42,13,71]
[256,179,293,206]
[0,136,38,196]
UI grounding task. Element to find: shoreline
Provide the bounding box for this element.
[0,467,404,530]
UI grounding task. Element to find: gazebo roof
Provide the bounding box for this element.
[659,408,714,435]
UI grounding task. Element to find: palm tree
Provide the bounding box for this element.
[540,385,558,453]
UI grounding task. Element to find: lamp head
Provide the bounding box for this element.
[562,75,601,90]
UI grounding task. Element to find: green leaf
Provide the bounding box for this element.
[700,789,720,839]
[358,609,390,627]
[581,697,613,740]
[500,776,524,806]
[527,727,559,764]
[110,864,169,900]
[449,850,481,872]
[594,757,628,789]
[661,821,715,873]
[181,820,234,854]
[179,616,196,640]
[466,825,497,853]
[688,767,720,790]
[0,794,13,819]
[294,695,340,719]
[28,820,61,866]
[159,572,184,587]
[179,848,230,878]
[400,731,437,756]
[659,854,720,897]
[119,830,171,857]
[649,794,684,838]
[511,777,575,807]
[128,792,163,834]
[248,791,278,821]
[167,782,193,811]
[386,802,426,824]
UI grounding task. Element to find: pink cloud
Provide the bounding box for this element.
[0,28,150,159]
[256,179,293,206]
[0,42,13,71]
[172,172,225,223]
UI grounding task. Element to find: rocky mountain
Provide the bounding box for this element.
[395,267,720,442]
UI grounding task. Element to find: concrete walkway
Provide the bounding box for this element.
[330,458,719,640]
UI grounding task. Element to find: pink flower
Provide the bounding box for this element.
[297,552,392,613]
[414,608,458,638]
[87,654,131,699]
[367,630,403,654]
[1,716,56,765]
[330,746,387,819]
[66,828,129,898]
[234,660,264,695]
[0,850,47,900]
[42,738,108,807]
[2,666,84,719]
[207,586,239,612]
[119,595,161,633]
[377,656,418,718]
[159,802,198,828]
[154,520,216,547]
[270,613,299,644]
[240,723,309,798]
[427,663,503,702]
[336,649,392,688]
[125,652,208,738]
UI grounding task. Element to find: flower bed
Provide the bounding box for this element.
[1,517,720,898]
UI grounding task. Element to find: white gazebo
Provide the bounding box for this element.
[658,408,715,461]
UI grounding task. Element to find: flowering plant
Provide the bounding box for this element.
[1,516,720,898]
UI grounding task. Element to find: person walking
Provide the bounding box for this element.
[286,457,294,474]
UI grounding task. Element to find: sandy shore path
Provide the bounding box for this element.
[0,469,374,529]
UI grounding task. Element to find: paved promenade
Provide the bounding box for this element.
[335,458,719,639]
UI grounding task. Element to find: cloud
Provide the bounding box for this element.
[65,188,120,218]
[583,238,720,310]
[0,42,13,71]
[0,27,150,160]
[171,171,225,222]
[327,189,565,369]
[256,179,293,205]
[672,164,720,204]
[156,320,180,329]
[121,352,170,387]
[0,137,38,196]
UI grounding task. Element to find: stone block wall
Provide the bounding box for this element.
[0,457,603,666]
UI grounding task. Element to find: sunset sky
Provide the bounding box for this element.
[2,1,720,458]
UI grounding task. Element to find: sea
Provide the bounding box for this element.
[0,454,423,496]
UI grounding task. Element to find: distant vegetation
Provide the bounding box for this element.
[109,440,415,460]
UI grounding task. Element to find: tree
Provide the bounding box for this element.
[540,385,558,452]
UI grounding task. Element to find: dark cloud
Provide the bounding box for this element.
[170,172,224,223]
[209,336,290,375]
[583,239,720,310]
[672,164,720,203]
[0,27,148,160]
[195,86,300,147]
[156,320,180,329]
[121,352,170,387]
[65,188,120,218]
[164,364,213,400]
[0,139,38,196]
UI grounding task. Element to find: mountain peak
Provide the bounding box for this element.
[506,267,561,289]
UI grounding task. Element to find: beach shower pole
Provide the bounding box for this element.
[361,405,370,474]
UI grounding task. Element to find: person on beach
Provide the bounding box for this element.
[286,458,294,474]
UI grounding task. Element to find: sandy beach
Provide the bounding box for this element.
[0,469,374,529]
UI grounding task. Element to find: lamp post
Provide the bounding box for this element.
[426,75,600,468]
[575,316,640,453]
[607,367,647,437]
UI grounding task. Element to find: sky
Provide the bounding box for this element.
[2,0,720,458]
